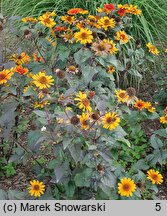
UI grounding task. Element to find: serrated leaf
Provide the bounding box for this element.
[65,181,75,198]
[68,143,82,163]
[8,190,26,200]
[101,172,116,188]
[150,134,163,149]
[74,48,92,65]
[74,168,92,187]
[131,159,149,171]
[154,129,167,138]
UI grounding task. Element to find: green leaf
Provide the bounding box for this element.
[68,143,82,163]
[74,48,92,65]
[58,45,71,62]
[33,110,47,118]
[47,159,58,169]
[8,190,26,200]
[28,130,45,150]
[63,137,73,149]
[154,129,167,138]
[131,159,149,171]
[74,168,92,187]
[101,172,116,188]
[80,65,98,84]
[23,86,36,97]
[54,186,60,200]
[117,138,131,147]
[150,134,163,149]
[65,181,75,198]
[0,190,8,200]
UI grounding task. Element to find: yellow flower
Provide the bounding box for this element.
[102,112,120,130]
[118,4,129,10]
[32,72,54,89]
[115,30,129,44]
[10,52,30,65]
[160,115,167,124]
[146,42,159,55]
[22,17,37,23]
[61,15,76,24]
[0,69,13,85]
[86,15,100,28]
[144,102,156,113]
[79,113,90,130]
[74,91,92,112]
[147,169,163,185]
[97,8,104,13]
[118,178,136,197]
[34,100,50,108]
[164,48,167,53]
[107,65,115,74]
[39,14,56,28]
[44,11,56,17]
[127,5,142,15]
[134,100,146,110]
[104,39,118,54]
[115,89,129,103]
[28,180,45,197]
[97,16,115,30]
[74,28,93,45]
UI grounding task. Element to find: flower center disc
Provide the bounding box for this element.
[123,183,130,191]
[119,92,126,98]
[82,120,88,126]
[82,98,89,106]
[44,18,51,24]
[104,19,110,25]
[151,174,158,181]
[106,117,115,123]
[81,32,88,39]
[0,74,6,80]
[33,185,40,191]
[98,44,105,51]
[39,76,47,84]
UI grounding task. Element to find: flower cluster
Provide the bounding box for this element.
[29,168,163,198]
[0,2,166,201]
[118,169,163,197]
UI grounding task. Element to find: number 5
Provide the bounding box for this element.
[155,203,161,211]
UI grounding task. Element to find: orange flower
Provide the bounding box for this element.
[134,100,145,110]
[164,107,167,115]
[118,8,126,16]
[33,53,43,62]
[14,66,29,75]
[53,26,67,32]
[67,8,83,15]
[104,3,115,12]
